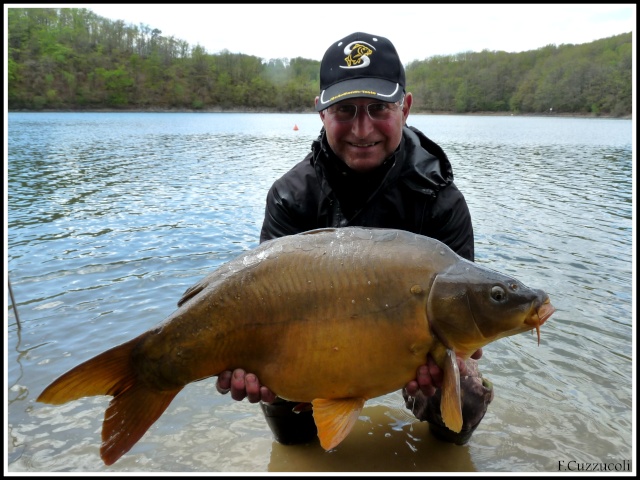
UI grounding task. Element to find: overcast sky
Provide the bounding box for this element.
[13,4,636,63]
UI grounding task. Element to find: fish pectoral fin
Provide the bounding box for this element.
[441,349,463,433]
[311,397,366,450]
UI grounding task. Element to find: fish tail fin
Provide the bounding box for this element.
[37,336,182,465]
[441,349,463,433]
[37,336,143,405]
[101,384,180,465]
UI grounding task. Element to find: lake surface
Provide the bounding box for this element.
[6,112,634,474]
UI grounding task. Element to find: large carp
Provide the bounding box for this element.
[38,227,555,465]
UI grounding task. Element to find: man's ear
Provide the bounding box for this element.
[316,96,326,121]
[402,92,413,123]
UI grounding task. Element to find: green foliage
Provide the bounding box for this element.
[7,7,632,116]
[95,66,134,105]
[406,35,632,116]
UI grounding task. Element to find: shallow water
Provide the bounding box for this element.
[6,112,634,473]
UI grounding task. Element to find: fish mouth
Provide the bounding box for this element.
[524,298,555,345]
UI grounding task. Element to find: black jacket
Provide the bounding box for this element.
[259,125,474,261]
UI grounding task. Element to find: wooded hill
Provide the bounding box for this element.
[7,8,633,116]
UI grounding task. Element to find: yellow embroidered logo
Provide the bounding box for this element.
[340,41,376,69]
[329,90,377,102]
[344,43,374,67]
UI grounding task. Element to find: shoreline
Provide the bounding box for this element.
[7,107,631,119]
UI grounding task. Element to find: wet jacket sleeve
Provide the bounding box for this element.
[425,183,475,262]
[259,156,322,243]
[259,184,307,243]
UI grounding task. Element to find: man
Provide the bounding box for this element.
[216,32,493,446]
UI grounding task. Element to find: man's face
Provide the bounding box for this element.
[317,94,412,173]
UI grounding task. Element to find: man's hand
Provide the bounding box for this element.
[216,348,482,403]
[216,369,277,404]
[404,349,483,397]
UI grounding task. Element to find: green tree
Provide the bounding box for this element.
[6,7,631,115]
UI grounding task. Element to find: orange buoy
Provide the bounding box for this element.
[293,124,299,131]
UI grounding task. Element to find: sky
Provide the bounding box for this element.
[8,4,636,63]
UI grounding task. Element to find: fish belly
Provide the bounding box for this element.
[136,231,438,401]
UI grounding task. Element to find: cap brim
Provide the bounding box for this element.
[316,78,404,111]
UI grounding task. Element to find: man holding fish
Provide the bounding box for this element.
[216,32,494,447]
[37,33,555,467]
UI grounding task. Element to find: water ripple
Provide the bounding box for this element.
[7,112,633,473]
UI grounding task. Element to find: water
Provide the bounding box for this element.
[6,112,634,474]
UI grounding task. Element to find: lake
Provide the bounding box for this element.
[6,112,634,474]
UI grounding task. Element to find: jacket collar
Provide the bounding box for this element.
[310,126,454,197]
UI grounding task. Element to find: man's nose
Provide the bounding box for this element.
[351,107,374,136]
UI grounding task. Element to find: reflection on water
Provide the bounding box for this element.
[267,405,476,472]
[6,112,633,473]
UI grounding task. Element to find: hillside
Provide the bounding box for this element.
[7,8,633,116]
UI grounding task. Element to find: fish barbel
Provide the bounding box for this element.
[37,227,555,465]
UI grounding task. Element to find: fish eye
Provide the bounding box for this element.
[491,285,507,302]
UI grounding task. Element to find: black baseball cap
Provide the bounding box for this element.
[316,32,406,111]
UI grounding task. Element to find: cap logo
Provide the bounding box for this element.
[341,41,375,69]
[316,33,404,110]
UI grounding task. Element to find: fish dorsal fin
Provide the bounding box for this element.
[312,397,366,450]
[441,348,463,433]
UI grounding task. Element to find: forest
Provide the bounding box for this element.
[6,7,633,116]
